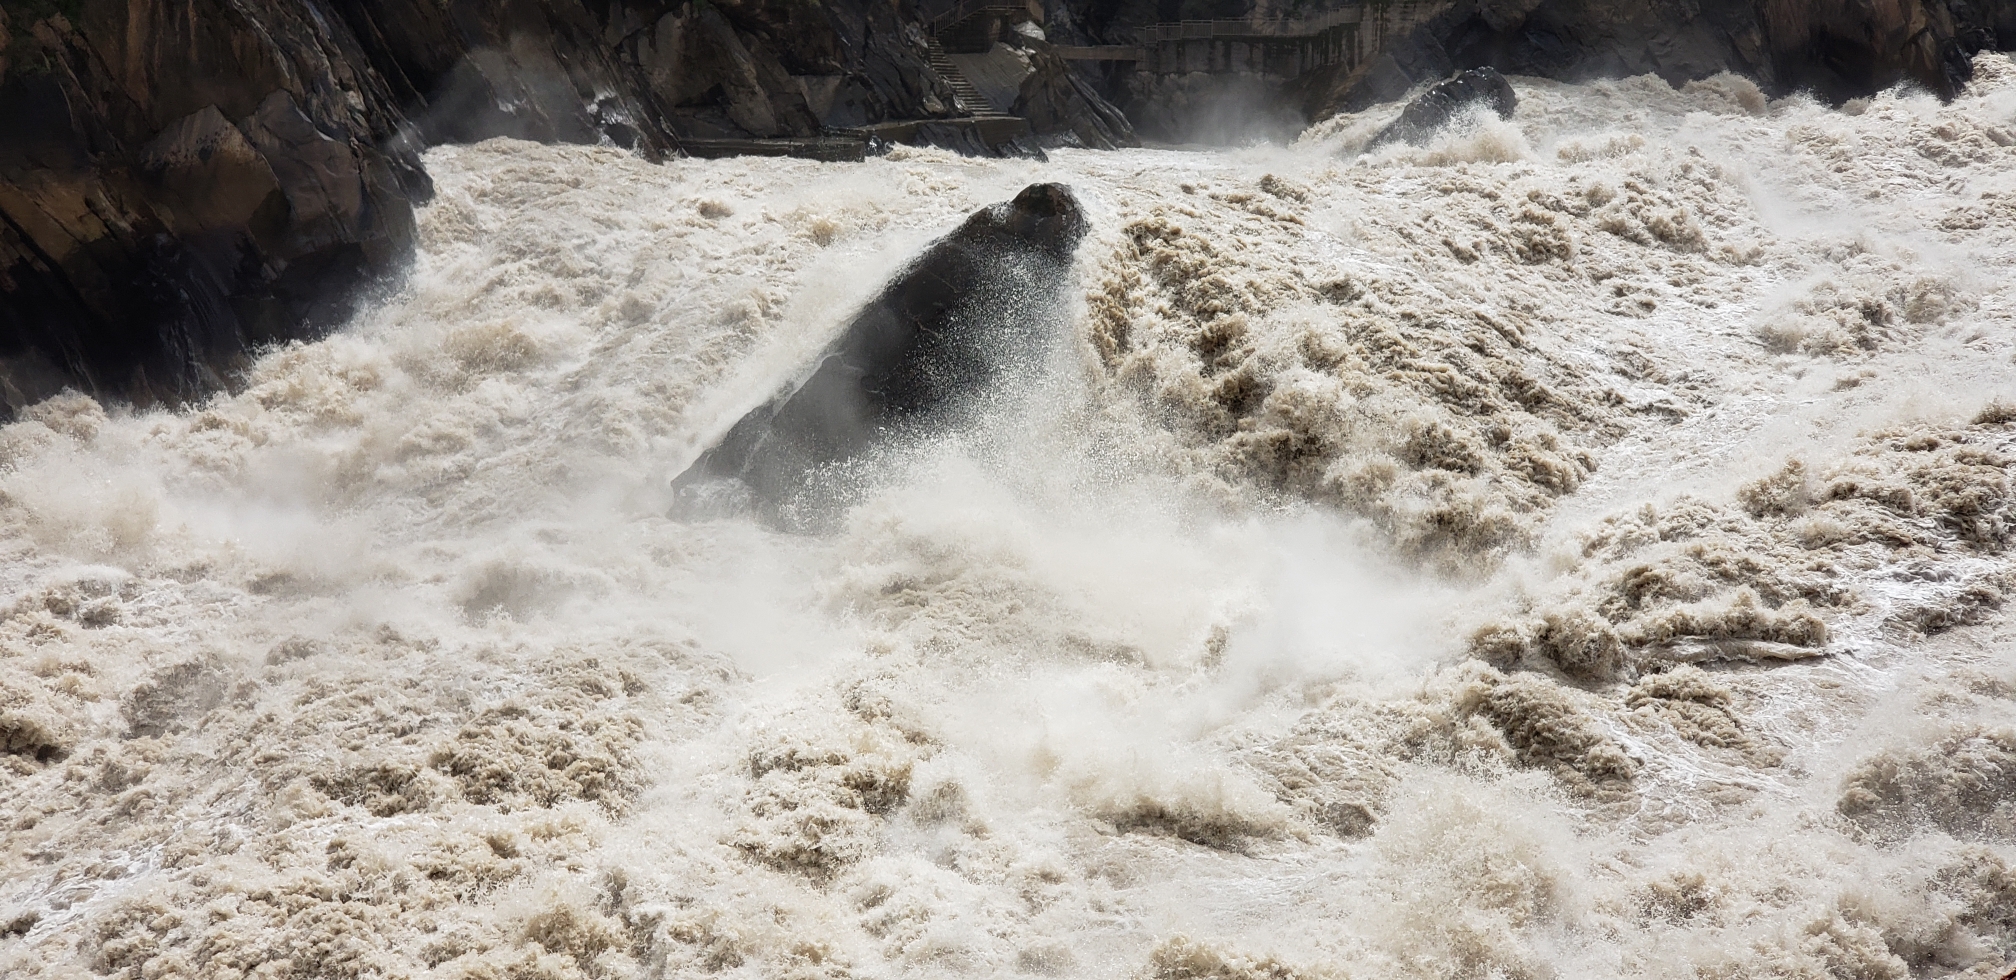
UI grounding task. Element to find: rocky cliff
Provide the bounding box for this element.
[1004,30,1140,149]
[0,0,992,412]
[0,1,426,410]
[325,0,968,145]
[10,0,2006,412]
[1303,0,2016,117]
[1051,0,2016,135]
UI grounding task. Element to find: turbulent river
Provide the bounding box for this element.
[6,58,2016,980]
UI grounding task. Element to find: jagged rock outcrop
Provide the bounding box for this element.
[328,0,964,144]
[1002,33,1140,149]
[672,183,1089,527]
[0,2,427,411]
[1302,0,2016,119]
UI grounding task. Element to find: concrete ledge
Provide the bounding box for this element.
[1056,45,1143,61]
[853,116,1031,144]
[680,138,868,162]
[678,117,1039,162]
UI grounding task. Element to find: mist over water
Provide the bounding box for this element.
[5,58,2016,980]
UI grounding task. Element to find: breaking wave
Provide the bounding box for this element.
[5,56,2016,980]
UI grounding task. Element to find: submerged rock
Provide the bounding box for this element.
[672,183,1087,526]
[1369,67,1518,148]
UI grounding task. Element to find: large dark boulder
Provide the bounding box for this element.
[1367,66,1517,147]
[672,183,1089,526]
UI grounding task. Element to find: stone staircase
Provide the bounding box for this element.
[926,38,997,114]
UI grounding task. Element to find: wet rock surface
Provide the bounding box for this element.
[289,0,963,154]
[0,2,426,412]
[1368,66,1518,147]
[672,183,1088,525]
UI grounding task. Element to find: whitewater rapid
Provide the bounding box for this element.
[3,60,2016,980]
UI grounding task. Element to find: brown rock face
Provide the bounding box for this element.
[0,2,425,411]
[0,0,991,412]
[325,0,960,147]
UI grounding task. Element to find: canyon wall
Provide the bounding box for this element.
[7,0,2012,410]
[1301,0,2016,117]
[0,0,968,411]
[0,1,425,410]
[1049,0,2016,136]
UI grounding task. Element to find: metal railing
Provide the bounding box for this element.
[928,0,1032,32]
[1055,45,1145,61]
[1139,4,1366,42]
[924,0,1385,75]
[930,0,1372,43]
